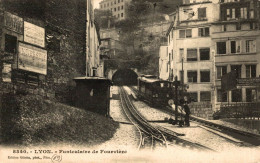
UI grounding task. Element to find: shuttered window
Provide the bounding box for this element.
[187,49,197,61]
[198,8,206,19]
[179,30,185,38]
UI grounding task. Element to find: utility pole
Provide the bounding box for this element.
[174,76,179,124]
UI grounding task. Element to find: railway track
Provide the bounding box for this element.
[119,86,215,151]
[129,86,260,147]
[119,86,167,150]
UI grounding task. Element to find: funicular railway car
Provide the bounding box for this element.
[137,75,175,106]
[137,75,191,107]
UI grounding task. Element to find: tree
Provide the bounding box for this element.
[94,9,116,29]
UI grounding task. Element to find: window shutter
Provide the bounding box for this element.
[198,28,202,36]
[198,8,206,19]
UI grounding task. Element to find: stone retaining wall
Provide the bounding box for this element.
[190,102,214,120]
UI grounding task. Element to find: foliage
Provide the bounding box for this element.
[1,94,119,146]
[94,9,116,29]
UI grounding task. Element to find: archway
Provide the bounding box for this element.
[112,69,138,85]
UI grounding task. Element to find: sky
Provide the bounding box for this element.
[93,0,102,9]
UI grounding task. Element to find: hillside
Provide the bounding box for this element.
[1,94,119,146]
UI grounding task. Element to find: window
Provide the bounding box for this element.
[171,49,173,60]
[231,8,236,19]
[200,48,210,60]
[226,9,230,20]
[104,4,106,8]
[5,34,17,53]
[189,92,198,102]
[114,8,116,11]
[198,27,209,37]
[118,0,120,3]
[231,65,242,78]
[187,71,197,83]
[101,4,103,8]
[179,29,192,38]
[200,92,211,102]
[230,41,240,53]
[236,23,241,30]
[186,29,192,38]
[240,7,247,19]
[179,48,184,61]
[187,49,197,61]
[232,89,242,102]
[222,25,226,32]
[246,89,257,102]
[121,13,123,17]
[118,14,120,18]
[216,42,226,54]
[121,0,123,2]
[246,65,256,78]
[179,30,185,38]
[198,8,206,19]
[216,66,227,79]
[107,3,109,7]
[118,6,120,10]
[114,0,116,4]
[121,5,123,9]
[250,10,254,19]
[217,89,227,102]
[230,41,239,53]
[200,70,210,82]
[245,40,255,53]
[250,23,258,30]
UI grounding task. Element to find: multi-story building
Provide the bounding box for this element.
[99,27,124,59]
[212,0,260,110]
[161,0,260,118]
[99,0,131,20]
[169,0,220,106]
[86,0,103,77]
[159,46,169,80]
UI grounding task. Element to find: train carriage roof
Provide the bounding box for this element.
[138,76,171,84]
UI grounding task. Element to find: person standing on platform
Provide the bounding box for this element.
[183,96,190,127]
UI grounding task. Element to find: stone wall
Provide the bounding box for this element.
[189,102,214,120]
[0,0,86,141]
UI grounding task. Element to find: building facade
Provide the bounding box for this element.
[99,27,124,59]
[99,0,131,20]
[161,0,260,118]
[212,0,260,110]
[86,0,104,77]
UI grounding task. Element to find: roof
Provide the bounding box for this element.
[74,76,112,84]
[166,21,174,36]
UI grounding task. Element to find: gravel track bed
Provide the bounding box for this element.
[92,86,139,149]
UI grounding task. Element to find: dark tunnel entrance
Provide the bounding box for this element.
[112,69,138,85]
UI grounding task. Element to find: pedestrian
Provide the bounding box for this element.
[183,96,190,127]
[168,99,175,123]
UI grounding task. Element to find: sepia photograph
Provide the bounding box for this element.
[0,0,260,162]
